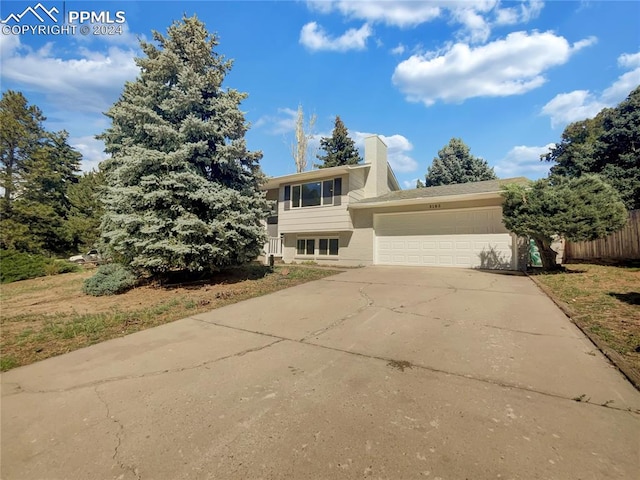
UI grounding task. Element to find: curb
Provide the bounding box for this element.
[527,274,640,391]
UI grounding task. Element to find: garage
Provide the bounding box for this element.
[374,208,515,269]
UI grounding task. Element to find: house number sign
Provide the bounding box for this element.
[428,204,441,209]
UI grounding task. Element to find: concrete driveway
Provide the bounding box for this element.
[2,266,639,479]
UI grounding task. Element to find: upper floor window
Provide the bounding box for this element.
[285,178,342,208]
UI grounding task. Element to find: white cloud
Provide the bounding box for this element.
[619,51,640,69]
[391,43,406,55]
[306,1,543,44]
[494,143,555,179]
[541,50,640,128]
[571,36,597,52]
[254,107,299,135]
[1,37,139,113]
[403,178,420,189]
[392,31,591,106]
[70,135,108,172]
[0,31,20,57]
[451,6,492,43]
[541,91,606,128]
[353,131,418,173]
[299,21,372,52]
[494,0,544,26]
[308,1,443,28]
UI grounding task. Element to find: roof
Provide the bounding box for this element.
[351,177,529,208]
[261,164,370,190]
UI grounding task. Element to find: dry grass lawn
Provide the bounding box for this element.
[0,265,340,371]
[533,263,640,376]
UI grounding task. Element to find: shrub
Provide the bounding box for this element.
[83,263,137,296]
[43,259,81,276]
[0,250,82,283]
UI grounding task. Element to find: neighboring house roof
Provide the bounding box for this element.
[350,177,529,209]
[261,164,370,190]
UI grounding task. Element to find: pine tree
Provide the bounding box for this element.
[98,16,267,275]
[423,138,497,187]
[315,116,361,168]
[67,171,105,251]
[0,91,46,213]
[502,176,627,270]
[0,93,82,255]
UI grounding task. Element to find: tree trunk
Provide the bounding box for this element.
[532,236,562,271]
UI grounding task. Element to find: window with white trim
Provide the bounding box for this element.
[286,178,342,208]
[296,237,339,256]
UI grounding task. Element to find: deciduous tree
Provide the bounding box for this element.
[291,104,316,173]
[543,86,639,209]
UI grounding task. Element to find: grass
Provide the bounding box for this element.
[533,263,640,375]
[0,264,340,371]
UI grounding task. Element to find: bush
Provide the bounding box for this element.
[83,263,137,296]
[1,250,82,283]
[43,259,81,276]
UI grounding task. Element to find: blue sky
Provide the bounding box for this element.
[1,1,639,189]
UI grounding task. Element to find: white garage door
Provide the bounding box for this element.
[374,208,514,269]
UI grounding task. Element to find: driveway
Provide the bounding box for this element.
[2,267,639,479]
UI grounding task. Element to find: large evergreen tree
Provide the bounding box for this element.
[502,175,627,270]
[98,16,267,275]
[543,86,639,209]
[423,138,497,187]
[67,171,105,252]
[315,116,361,168]
[0,92,82,255]
[0,90,46,212]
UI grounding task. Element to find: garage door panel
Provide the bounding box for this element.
[374,209,513,269]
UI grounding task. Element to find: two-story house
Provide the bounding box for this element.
[262,136,527,270]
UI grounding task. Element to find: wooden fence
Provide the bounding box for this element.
[565,209,640,261]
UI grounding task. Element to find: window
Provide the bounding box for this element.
[290,178,341,208]
[318,239,339,256]
[297,239,315,255]
[297,238,339,256]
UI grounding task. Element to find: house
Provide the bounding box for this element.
[262,135,528,270]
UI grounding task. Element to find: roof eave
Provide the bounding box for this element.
[261,164,370,190]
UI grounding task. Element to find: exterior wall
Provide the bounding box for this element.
[281,230,374,266]
[277,174,352,233]
[279,198,511,267]
[348,168,367,202]
[363,136,390,199]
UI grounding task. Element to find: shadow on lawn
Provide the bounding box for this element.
[609,292,640,306]
[156,264,272,289]
[527,267,587,275]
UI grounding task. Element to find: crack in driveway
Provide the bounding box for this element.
[300,287,373,341]
[483,324,582,339]
[4,339,284,396]
[95,386,141,480]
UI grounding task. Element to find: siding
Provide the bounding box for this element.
[278,203,352,233]
[278,174,352,233]
[348,169,366,202]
